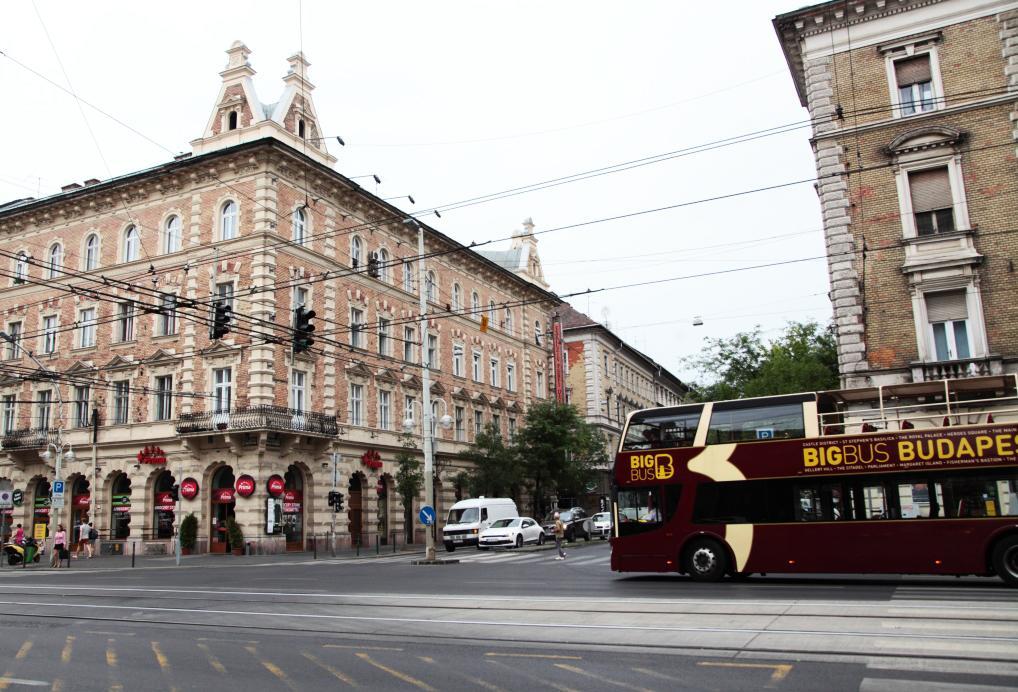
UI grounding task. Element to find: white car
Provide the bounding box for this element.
[591,511,612,539]
[477,517,546,550]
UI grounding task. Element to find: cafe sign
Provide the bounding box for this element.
[266,475,285,497]
[180,477,199,500]
[235,475,256,497]
[137,445,168,465]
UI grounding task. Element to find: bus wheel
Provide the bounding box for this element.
[684,539,728,582]
[992,536,1018,586]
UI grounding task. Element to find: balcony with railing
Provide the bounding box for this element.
[175,406,338,438]
[1,427,52,450]
[911,355,1003,382]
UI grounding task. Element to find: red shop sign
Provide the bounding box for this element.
[266,475,285,497]
[73,494,91,509]
[360,449,382,470]
[282,489,302,503]
[235,475,256,497]
[180,478,199,500]
[137,445,168,465]
[211,488,235,503]
[155,491,175,509]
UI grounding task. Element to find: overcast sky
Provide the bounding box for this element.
[0,1,831,383]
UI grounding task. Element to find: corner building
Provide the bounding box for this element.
[0,42,558,553]
[775,0,1018,388]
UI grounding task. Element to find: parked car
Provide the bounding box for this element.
[591,511,612,539]
[541,507,593,542]
[443,497,518,552]
[478,517,545,550]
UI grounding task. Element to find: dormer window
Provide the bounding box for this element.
[228,111,238,131]
[298,119,306,139]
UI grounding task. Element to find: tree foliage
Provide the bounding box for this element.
[393,433,423,543]
[459,423,522,501]
[684,320,839,401]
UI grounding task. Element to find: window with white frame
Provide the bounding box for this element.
[925,290,972,362]
[158,293,177,336]
[165,215,182,254]
[379,390,391,430]
[452,283,462,312]
[404,326,415,363]
[2,395,15,434]
[453,343,464,377]
[123,226,140,262]
[536,370,545,398]
[213,368,232,412]
[471,291,480,320]
[293,207,307,245]
[78,308,97,348]
[473,410,483,440]
[73,385,90,428]
[221,201,238,240]
[112,381,129,425]
[13,252,28,284]
[506,362,516,392]
[404,395,416,427]
[377,248,390,283]
[378,317,391,356]
[908,167,955,236]
[117,301,135,342]
[403,260,415,293]
[472,350,482,382]
[427,334,438,369]
[36,390,52,429]
[5,321,21,360]
[216,282,235,310]
[488,301,496,328]
[490,357,500,387]
[47,243,62,278]
[892,53,936,116]
[42,315,57,354]
[426,270,437,303]
[454,406,465,441]
[291,369,306,412]
[504,308,514,335]
[293,286,308,310]
[154,375,173,421]
[351,236,363,268]
[350,383,364,425]
[350,307,365,348]
[84,235,99,271]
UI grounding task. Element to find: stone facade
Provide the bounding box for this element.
[0,44,558,554]
[775,0,1018,387]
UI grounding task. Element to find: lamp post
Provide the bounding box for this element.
[403,399,452,560]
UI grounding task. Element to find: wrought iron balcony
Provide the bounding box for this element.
[1,427,52,450]
[175,405,338,437]
[912,356,1003,382]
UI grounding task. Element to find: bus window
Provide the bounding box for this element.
[860,484,888,519]
[998,479,1018,516]
[897,482,931,518]
[706,402,805,444]
[692,480,795,524]
[795,483,844,521]
[617,486,680,536]
[622,408,702,451]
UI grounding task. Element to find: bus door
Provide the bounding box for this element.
[614,485,681,571]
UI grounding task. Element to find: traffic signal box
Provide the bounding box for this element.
[293,306,316,354]
[210,301,232,339]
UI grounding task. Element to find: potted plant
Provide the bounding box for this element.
[227,518,244,556]
[180,513,197,555]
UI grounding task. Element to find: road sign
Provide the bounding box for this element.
[419,505,436,526]
[52,479,65,509]
[0,490,11,508]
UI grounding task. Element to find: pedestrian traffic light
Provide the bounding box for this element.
[334,492,344,512]
[170,484,180,502]
[210,301,232,339]
[327,491,338,507]
[293,306,316,354]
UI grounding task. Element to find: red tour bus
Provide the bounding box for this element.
[610,375,1018,586]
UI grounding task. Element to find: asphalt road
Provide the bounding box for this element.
[0,541,1016,691]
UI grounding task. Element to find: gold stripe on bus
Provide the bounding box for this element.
[687,443,753,571]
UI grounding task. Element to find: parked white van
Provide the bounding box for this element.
[442,497,518,552]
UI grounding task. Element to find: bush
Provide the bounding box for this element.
[180,513,198,550]
[226,518,243,551]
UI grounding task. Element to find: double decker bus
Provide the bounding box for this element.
[610,375,1018,586]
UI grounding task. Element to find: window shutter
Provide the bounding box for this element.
[909,168,952,213]
[895,54,931,87]
[925,291,967,322]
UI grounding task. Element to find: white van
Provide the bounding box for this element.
[442,497,518,552]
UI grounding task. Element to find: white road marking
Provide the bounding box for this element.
[0,678,49,687]
[860,678,1018,691]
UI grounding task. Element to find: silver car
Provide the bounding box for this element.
[591,511,612,539]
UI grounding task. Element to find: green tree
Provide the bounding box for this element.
[459,423,523,501]
[393,433,423,543]
[515,401,608,518]
[685,321,838,401]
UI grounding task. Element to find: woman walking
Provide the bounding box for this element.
[50,524,66,568]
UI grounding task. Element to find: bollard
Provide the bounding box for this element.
[376,534,379,555]
[313,535,317,560]
[356,537,360,557]
[131,542,136,568]
[393,531,397,554]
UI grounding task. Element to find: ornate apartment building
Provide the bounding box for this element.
[775,0,1018,388]
[0,42,558,553]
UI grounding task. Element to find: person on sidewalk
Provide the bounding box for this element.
[12,524,24,546]
[553,512,566,560]
[73,519,86,559]
[50,524,66,568]
[86,522,97,558]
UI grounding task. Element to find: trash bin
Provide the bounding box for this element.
[24,545,36,564]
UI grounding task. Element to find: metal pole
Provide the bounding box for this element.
[331,451,337,558]
[131,541,135,568]
[416,223,436,562]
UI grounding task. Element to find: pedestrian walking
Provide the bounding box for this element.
[51,524,66,568]
[73,519,87,559]
[553,512,566,560]
[12,523,24,546]
[87,522,97,558]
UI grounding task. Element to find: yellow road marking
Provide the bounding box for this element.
[486,660,579,692]
[245,646,297,691]
[15,641,32,661]
[0,673,10,691]
[355,653,437,692]
[196,643,226,675]
[420,656,503,692]
[151,642,170,672]
[61,636,74,665]
[105,640,117,669]
[302,652,357,687]
[324,644,403,652]
[555,663,653,692]
[485,653,582,660]
[698,662,793,684]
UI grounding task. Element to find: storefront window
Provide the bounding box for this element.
[34,480,51,539]
[110,473,132,539]
[210,466,235,553]
[153,471,176,539]
[283,466,304,551]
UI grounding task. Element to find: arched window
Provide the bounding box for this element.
[377,248,390,283]
[452,283,462,311]
[47,244,62,278]
[292,207,307,245]
[471,291,480,320]
[426,270,437,303]
[84,234,99,271]
[298,119,306,138]
[350,236,363,268]
[123,226,139,262]
[488,300,497,327]
[14,252,28,284]
[504,307,514,335]
[164,215,182,254]
[221,201,237,240]
[228,111,238,130]
[403,260,415,293]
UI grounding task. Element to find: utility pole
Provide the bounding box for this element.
[331,450,338,557]
[416,222,436,563]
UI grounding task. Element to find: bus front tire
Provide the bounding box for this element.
[683,538,728,582]
[992,535,1018,586]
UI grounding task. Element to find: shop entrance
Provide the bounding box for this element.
[348,474,363,548]
[71,477,91,544]
[153,471,176,539]
[377,474,391,546]
[283,466,304,552]
[110,473,132,539]
[33,480,51,539]
[210,466,235,554]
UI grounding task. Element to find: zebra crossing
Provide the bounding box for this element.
[338,546,612,567]
[891,584,1017,604]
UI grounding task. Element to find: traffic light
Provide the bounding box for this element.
[170,484,180,502]
[210,301,232,339]
[334,492,344,512]
[293,306,316,354]
[327,491,338,507]
[367,252,380,278]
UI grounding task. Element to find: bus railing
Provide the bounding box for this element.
[818,390,1018,434]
